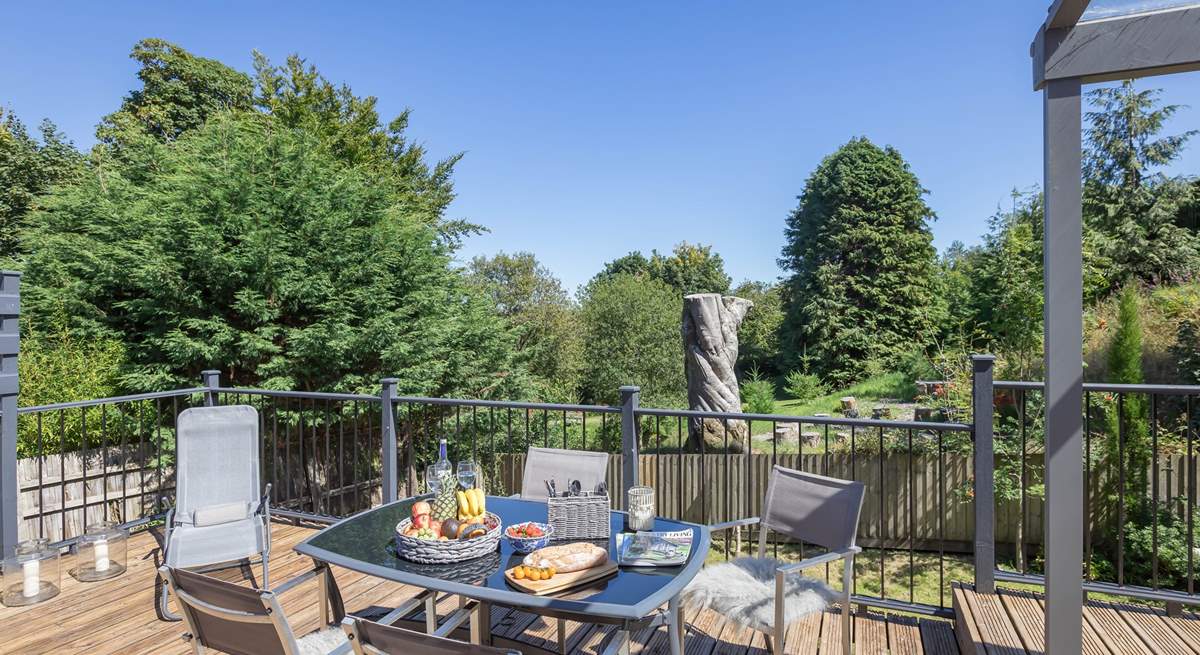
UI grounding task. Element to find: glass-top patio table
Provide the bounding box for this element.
[295,495,710,655]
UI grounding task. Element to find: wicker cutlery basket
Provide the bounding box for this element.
[547,495,610,540]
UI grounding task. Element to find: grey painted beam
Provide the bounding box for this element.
[1033,5,1200,89]
[0,272,19,557]
[971,355,996,594]
[1045,0,1092,29]
[1042,77,1084,655]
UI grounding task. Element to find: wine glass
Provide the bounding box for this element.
[425,465,443,495]
[456,459,478,490]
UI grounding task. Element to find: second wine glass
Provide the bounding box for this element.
[456,459,478,490]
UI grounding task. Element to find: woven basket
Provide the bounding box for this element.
[393,512,502,564]
[547,495,610,540]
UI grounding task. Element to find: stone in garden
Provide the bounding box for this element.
[773,423,799,443]
[683,293,753,452]
[801,431,821,447]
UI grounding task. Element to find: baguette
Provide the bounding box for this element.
[523,542,608,573]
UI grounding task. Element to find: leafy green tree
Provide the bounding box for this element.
[98,38,254,163]
[779,137,939,384]
[783,370,826,401]
[0,110,82,261]
[731,280,783,375]
[740,367,777,414]
[589,242,730,296]
[969,192,1046,377]
[469,252,583,402]
[579,274,685,408]
[22,42,527,399]
[647,242,731,295]
[1084,81,1200,291]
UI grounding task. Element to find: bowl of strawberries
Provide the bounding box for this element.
[504,522,554,554]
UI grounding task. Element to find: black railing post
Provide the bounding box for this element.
[380,378,398,504]
[620,386,641,503]
[201,370,221,407]
[972,354,996,593]
[0,271,19,557]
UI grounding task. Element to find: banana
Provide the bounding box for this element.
[456,490,468,515]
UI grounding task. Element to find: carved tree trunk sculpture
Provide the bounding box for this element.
[683,293,753,452]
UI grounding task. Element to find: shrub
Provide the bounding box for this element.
[741,367,777,415]
[782,370,826,401]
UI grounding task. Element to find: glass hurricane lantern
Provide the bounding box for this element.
[71,521,127,582]
[2,538,61,606]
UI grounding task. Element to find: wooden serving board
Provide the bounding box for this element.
[503,560,619,595]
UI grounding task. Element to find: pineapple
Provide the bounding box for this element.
[431,473,458,520]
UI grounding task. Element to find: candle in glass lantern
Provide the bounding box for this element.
[94,540,110,573]
[21,559,39,598]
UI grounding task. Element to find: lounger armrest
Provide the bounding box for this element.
[776,546,861,574]
[709,517,760,533]
[255,483,273,516]
[271,564,325,596]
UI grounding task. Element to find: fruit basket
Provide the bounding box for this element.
[394,512,502,564]
[393,488,500,564]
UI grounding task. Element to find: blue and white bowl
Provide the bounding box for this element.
[503,522,554,554]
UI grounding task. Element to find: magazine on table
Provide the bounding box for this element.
[616,529,693,567]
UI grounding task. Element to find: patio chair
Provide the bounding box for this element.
[159,563,349,655]
[158,405,272,620]
[518,447,609,500]
[340,616,522,655]
[682,465,865,654]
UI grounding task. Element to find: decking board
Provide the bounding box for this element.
[954,583,1200,655]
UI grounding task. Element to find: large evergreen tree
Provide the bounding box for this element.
[587,242,731,296]
[1084,81,1200,292]
[0,110,82,261]
[779,137,938,384]
[20,41,525,398]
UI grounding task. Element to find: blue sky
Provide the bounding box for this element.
[3,2,1200,291]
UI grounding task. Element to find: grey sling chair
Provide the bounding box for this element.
[159,563,350,655]
[340,616,522,655]
[158,405,273,620]
[682,465,865,654]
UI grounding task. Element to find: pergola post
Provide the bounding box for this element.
[1041,75,1084,655]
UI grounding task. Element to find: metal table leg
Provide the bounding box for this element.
[471,600,492,646]
[669,596,683,655]
[601,629,631,655]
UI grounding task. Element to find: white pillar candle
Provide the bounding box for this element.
[21,559,40,598]
[94,540,110,573]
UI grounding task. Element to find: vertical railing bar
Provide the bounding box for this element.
[81,405,88,533]
[101,403,109,523]
[723,418,730,559]
[1117,393,1125,587]
[1020,389,1028,574]
[908,427,915,604]
[851,424,857,596]
[879,424,885,600]
[562,409,567,450]
[323,399,332,515]
[35,412,44,538]
[938,427,945,608]
[1152,393,1160,590]
[677,417,684,520]
[1189,394,1195,595]
[772,419,778,559]
[337,400,345,515]
[137,403,144,523]
[59,409,66,536]
[1085,391,1092,580]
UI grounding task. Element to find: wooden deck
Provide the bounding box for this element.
[953,582,1200,654]
[0,523,958,654]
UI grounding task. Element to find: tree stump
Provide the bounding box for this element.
[682,293,753,452]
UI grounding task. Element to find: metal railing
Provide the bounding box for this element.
[980,379,1200,610]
